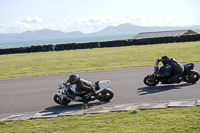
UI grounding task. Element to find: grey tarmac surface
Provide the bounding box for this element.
[0,62,200,116]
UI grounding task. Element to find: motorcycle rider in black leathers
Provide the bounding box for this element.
[67,74,95,103]
[158,55,184,84]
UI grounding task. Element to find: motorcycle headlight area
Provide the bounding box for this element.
[57,82,65,89]
[57,86,64,89]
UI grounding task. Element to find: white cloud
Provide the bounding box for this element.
[126,15,156,26]
[20,16,42,24]
[0,17,43,33]
[160,15,170,20]
[126,14,200,27]
[0,15,199,33]
[50,16,118,33]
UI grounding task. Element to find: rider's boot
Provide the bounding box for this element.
[175,77,182,84]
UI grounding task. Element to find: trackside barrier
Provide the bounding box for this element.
[0,34,199,55]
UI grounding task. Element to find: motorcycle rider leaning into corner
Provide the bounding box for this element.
[157,55,184,84]
[67,74,96,104]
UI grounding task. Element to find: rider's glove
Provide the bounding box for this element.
[63,81,69,87]
[157,59,161,62]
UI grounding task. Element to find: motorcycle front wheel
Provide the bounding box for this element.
[97,88,114,102]
[183,70,200,83]
[53,94,71,105]
[143,75,159,86]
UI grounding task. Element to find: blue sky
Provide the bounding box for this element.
[0,0,200,33]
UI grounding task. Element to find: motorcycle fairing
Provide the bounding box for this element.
[184,63,194,73]
[95,80,110,93]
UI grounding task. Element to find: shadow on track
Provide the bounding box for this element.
[137,83,196,96]
[37,101,111,115]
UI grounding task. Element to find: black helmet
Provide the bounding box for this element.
[161,55,170,65]
[68,74,80,84]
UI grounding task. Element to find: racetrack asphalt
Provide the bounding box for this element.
[0,62,200,116]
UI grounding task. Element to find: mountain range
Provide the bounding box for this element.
[0,23,200,42]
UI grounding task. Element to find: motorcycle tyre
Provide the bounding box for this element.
[97,88,114,102]
[143,75,159,86]
[54,94,71,105]
[183,70,200,83]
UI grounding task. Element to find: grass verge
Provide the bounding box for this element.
[1,42,200,132]
[0,107,200,133]
[0,41,200,79]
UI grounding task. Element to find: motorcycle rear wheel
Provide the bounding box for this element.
[97,88,114,102]
[183,70,200,83]
[53,94,71,105]
[143,75,159,86]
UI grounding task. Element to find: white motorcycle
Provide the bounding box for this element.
[54,80,114,105]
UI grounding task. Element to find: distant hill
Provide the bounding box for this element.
[0,29,85,42]
[0,23,200,42]
[90,23,200,36]
[16,29,85,40]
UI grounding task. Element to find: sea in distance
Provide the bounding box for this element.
[0,34,135,49]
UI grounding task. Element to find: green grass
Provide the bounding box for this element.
[0,41,200,79]
[1,107,200,133]
[1,42,200,132]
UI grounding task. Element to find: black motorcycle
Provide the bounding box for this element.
[143,59,200,86]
